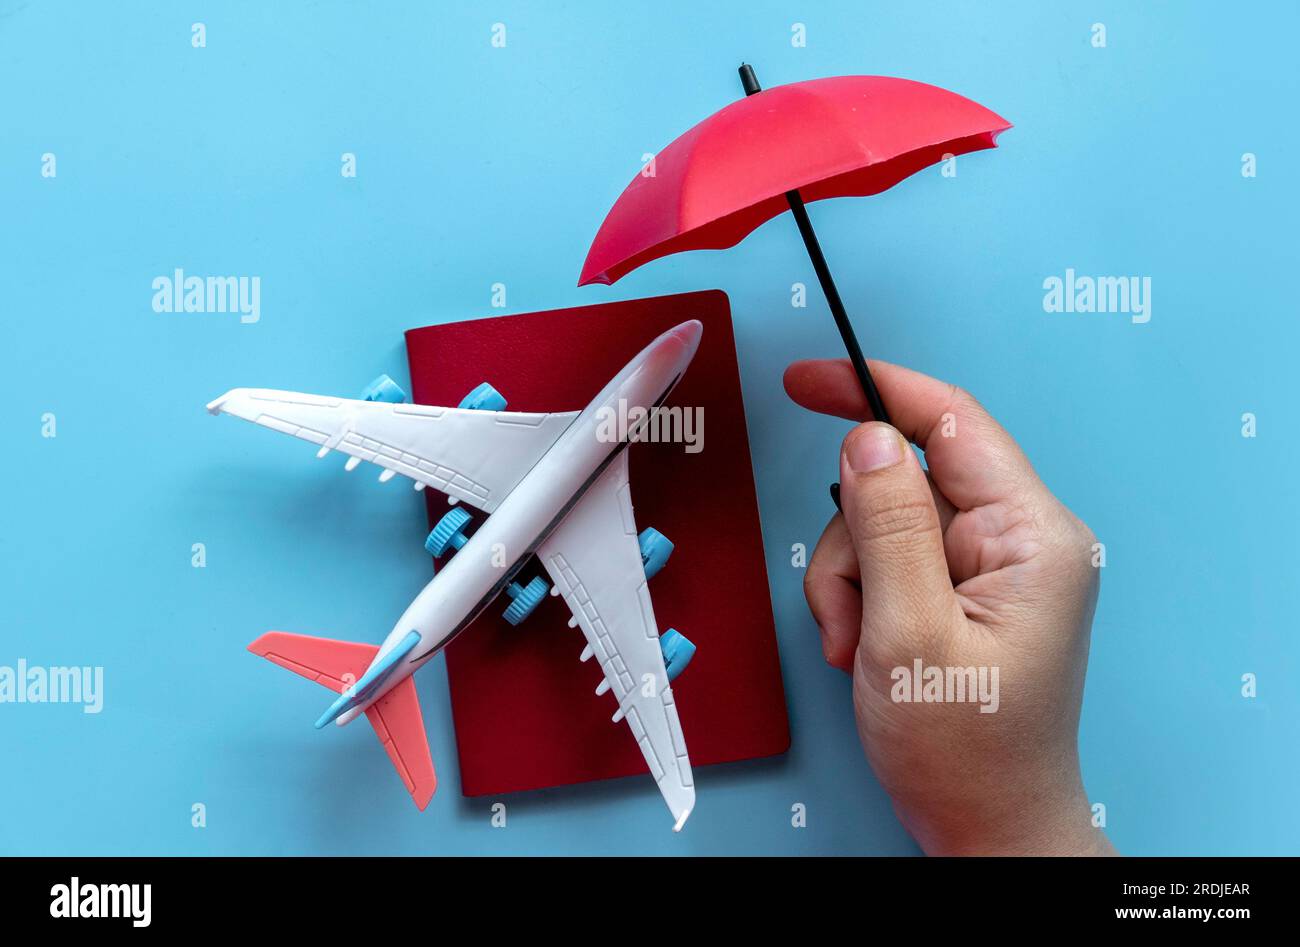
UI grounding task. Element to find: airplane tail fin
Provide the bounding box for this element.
[248,632,438,810]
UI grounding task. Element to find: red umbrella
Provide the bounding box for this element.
[580,65,1011,425]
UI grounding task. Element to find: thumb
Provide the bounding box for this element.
[839,423,957,650]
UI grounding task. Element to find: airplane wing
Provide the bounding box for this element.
[207,388,579,513]
[536,450,695,831]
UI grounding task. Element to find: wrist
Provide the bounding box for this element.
[903,779,1116,857]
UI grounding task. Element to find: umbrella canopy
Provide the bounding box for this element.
[579,75,1011,287]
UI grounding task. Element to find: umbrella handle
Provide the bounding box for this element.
[737,64,892,427]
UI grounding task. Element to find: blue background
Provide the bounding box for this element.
[2,1,1296,855]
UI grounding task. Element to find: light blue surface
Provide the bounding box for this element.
[2,1,1296,855]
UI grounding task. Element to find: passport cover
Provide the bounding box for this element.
[404,290,789,797]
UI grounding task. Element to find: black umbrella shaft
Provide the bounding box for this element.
[738,63,891,425]
[784,190,891,425]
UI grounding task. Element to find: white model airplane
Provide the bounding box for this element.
[207,320,703,830]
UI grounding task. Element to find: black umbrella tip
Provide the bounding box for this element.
[738,63,761,96]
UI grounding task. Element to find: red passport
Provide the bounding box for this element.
[404,290,789,797]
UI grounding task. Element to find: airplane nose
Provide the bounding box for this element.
[671,319,703,360]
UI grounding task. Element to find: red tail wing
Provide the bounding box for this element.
[249,631,379,693]
[249,631,437,810]
[366,677,438,810]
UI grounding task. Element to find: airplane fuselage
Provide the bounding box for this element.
[333,320,701,726]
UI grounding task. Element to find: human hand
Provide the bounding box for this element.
[785,358,1115,856]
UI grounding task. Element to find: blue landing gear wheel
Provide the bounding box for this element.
[458,382,507,411]
[638,527,674,580]
[659,628,696,682]
[503,575,550,626]
[360,374,408,404]
[425,507,472,557]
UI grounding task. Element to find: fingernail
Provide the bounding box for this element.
[845,425,903,473]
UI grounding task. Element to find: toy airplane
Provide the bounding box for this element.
[207,320,703,830]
